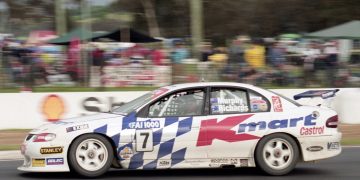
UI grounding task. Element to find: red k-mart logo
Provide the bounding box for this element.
[196,114,260,146]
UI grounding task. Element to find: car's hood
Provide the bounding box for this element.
[60,113,123,123]
[30,113,124,134]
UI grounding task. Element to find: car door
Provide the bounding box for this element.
[198,86,272,160]
[135,87,208,169]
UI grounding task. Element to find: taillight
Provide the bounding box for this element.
[33,133,56,142]
[326,115,338,128]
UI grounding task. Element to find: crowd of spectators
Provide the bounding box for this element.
[0,36,359,89]
[197,37,358,87]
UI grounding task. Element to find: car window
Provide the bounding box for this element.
[249,91,270,112]
[148,89,204,117]
[210,88,249,115]
[111,92,153,115]
[111,88,169,115]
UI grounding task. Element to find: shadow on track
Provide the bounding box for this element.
[19,166,330,179]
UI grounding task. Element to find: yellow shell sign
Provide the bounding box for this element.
[42,94,65,122]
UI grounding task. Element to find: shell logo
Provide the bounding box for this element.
[42,94,65,122]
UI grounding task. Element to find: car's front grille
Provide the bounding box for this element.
[25,134,34,141]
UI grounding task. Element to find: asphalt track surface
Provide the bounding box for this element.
[1,147,359,180]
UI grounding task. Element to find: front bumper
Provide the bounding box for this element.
[298,132,342,162]
[17,139,70,172]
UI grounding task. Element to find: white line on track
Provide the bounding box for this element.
[0,159,22,162]
[343,146,360,148]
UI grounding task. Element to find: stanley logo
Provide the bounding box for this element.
[42,94,65,122]
[40,147,63,154]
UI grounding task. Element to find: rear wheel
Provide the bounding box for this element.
[68,134,113,177]
[255,133,299,175]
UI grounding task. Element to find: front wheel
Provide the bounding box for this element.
[68,134,114,177]
[255,133,299,175]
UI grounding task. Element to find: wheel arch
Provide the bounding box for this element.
[67,133,120,170]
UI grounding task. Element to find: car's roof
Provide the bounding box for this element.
[163,82,259,91]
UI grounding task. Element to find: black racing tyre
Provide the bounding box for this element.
[68,134,114,177]
[255,133,299,175]
[111,158,122,169]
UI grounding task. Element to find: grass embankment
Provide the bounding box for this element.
[341,138,360,146]
[0,129,30,151]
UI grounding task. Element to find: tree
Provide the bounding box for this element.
[140,0,161,37]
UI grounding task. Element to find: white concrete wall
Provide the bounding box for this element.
[0,88,358,129]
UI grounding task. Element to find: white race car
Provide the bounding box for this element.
[18,82,342,177]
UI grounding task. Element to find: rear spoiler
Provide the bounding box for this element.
[293,89,339,100]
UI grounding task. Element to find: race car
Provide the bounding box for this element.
[18,82,342,177]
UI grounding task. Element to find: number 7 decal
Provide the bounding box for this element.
[135,129,153,152]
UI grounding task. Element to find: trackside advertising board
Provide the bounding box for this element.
[0,88,358,129]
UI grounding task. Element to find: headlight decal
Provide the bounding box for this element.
[33,133,56,142]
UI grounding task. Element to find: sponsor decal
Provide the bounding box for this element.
[66,124,89,132]
[250,99,268,112]
[306,146,323,152]
[119,146,133,159]
[197,114,316,146]
[32,158,45,167]
[211,158,229,164]
[46,158,64,165]
[128,120,160,129]
[272,96,283,112]
[210,158,238,166]
[211,98,244,105]
[42,94,65,122]
[321,91,336,99]
[240,159,248,167]
[211,98,249,113]
[211,105,248,113]
[158,160,171,168]
[327,142,340,150]
[300,126,324,135]
[197,115,260,146]
[40,146,63,154]
[238,114,316,133]
[252,104,259,111]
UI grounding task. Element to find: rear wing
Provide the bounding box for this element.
[293,89,339,100]
[293,89,339,108]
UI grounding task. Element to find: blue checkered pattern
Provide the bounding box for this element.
[131,116,192,169]
[101,115,193,169]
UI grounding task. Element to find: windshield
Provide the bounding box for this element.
[111,92,153,115]
[111,88,169,115]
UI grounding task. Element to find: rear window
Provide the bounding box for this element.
[210,88,249,114]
